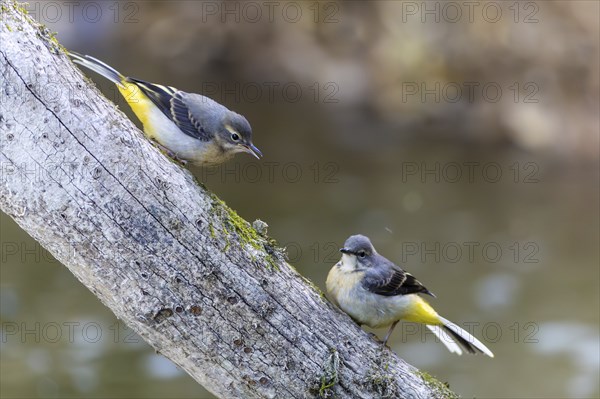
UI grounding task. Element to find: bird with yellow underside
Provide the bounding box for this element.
[69,52,262,166]
[327,234,494,357]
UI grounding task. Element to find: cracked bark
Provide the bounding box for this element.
[0,2,458,398]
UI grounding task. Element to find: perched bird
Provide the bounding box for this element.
[69,52,262,165]
[326,234,494,357]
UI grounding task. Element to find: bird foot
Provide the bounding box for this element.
[368,334,394,350]
[367,332,391,349]
[368,332,381,342]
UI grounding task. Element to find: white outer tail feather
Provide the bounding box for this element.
[427,317,494,357]
[69,52,124,85]
[426,325,464,355]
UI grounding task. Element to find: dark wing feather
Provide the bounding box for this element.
[127,78,210,141]
[363,266,406,296]
[397,272,435,297]
[362,258,435,297]
[127,77,176,115]
[169,94,211,141]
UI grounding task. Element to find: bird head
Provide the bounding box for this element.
[217,112,262,160]
[339,234,378,270]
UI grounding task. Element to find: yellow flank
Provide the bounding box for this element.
[117,81,155,136]
[403,295,442,325]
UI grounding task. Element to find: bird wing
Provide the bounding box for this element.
[127,78,211,141]
[362,257,435,297]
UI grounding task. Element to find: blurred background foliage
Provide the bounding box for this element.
[1,1,598,398]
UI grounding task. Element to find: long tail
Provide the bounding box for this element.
[69,51,125,85]
[426,316,494,357]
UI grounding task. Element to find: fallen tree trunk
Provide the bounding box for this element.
[0,1,457,398]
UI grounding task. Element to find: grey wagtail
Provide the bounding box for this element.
[327,234,494,357]
[69,52,262,165]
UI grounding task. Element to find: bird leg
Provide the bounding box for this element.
[382,320,399,347]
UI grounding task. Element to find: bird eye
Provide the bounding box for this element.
[357,250,366,258]
[231,133,240,141]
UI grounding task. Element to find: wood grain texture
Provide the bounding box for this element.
[0,2,457,398]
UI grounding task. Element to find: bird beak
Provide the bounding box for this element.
[242,143,263,159]
[340,248,351,254]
